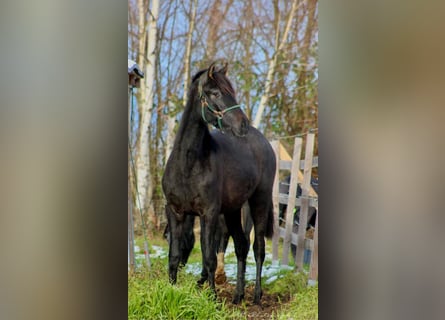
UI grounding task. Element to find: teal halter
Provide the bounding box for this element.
[198,81,242,130]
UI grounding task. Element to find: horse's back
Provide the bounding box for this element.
[211,126,274,162]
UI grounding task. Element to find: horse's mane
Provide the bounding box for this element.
[191,68,236,98]
[192,69,207,83]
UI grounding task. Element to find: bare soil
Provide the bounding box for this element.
[216,282,291,319]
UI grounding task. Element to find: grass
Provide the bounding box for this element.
[273,284,318,320]
[128,261,244,320]
[130,234,318,320]
[262,270,318,319]
[264,269,308,300]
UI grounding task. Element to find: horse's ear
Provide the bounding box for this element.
[208,62,217,79]
[219,62,228,76]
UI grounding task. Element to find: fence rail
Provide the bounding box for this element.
[279,157,318,171]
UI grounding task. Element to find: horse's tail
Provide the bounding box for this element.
[265,200,274,239]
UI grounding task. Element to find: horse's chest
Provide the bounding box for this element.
[163,172,206,215]
[163,150,217,215]
[166,186,204,215]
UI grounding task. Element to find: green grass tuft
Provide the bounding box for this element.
[264,269,308,300]
[128,261,244,320]
[273,283,318,320]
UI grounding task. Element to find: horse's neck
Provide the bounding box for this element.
[173,99,209,160]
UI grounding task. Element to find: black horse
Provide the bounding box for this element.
[162,61,276,304]
[163,204,253,284]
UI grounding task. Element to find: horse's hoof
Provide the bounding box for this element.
[168,277,177,285]
[197,278,206,287]
[253,291,263,305]
[232,294,244,304]
[215,272,227,285]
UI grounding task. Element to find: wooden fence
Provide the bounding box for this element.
[270,134,318,283]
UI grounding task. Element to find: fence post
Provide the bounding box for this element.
[271,141,280,263]
[295,133,315,271]
[282,137,302,266]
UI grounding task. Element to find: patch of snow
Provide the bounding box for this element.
[185,263,202,276]
[266,276,278,284]
[181,260,295,285]
[150,245,167,259]
[135,242,297,284]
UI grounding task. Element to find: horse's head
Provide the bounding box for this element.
[195,61,249,137]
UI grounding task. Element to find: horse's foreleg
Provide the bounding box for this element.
[180,214,196,266]
[200,212,219,295]
[166,207,183,284]
[225,211,248,304]
[197,217,208,286]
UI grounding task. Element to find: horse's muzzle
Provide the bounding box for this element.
[233,118,249,137]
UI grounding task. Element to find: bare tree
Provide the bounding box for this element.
[165,0,197,160]
[135,0,160,228]
[252,0,300,128]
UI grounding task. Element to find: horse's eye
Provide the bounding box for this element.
[212,92,221,99]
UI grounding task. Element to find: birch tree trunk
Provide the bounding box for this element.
[136,0,159,227]
[137,0,146,73]
[165,0,197,160]
[182,0,197,109]
[252,0,299,128]
[165,103,176,160]
[130,0,146,230]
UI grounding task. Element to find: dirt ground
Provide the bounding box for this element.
[216,282,291,319]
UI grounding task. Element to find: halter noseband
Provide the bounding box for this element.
[198,80,241,130]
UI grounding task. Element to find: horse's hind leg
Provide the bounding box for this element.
[249,197,272,305]
[225,210,249,304]
[215,215,229,285]
[166,206,184,284]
